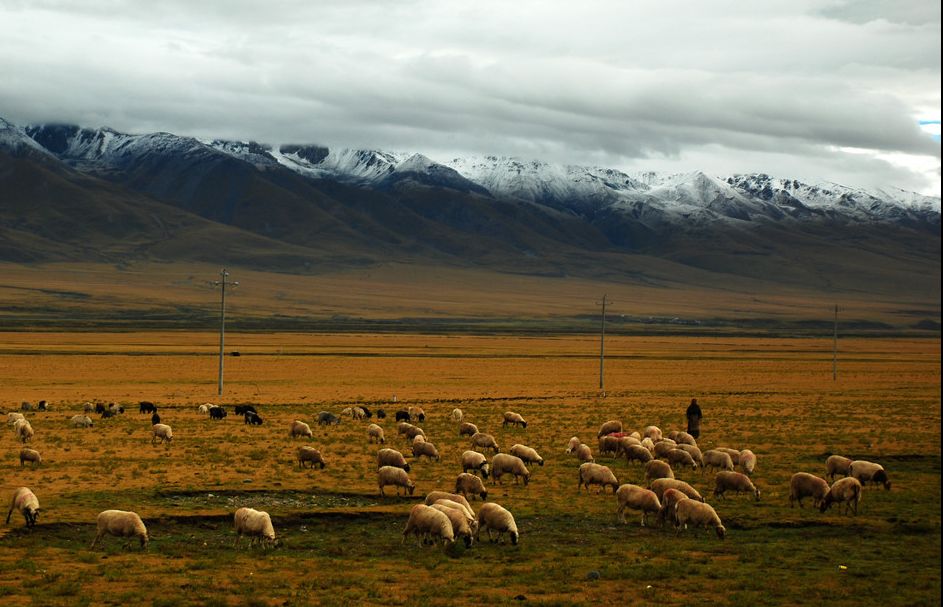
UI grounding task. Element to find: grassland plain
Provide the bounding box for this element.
[0,332,939,607]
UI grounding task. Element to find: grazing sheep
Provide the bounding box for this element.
[424,491,475,514]
[367,424,386,444]
[90,510,148,549]
[625,444,654,465]
[789,472,830,508]
[643,425,663,441]
[650,478,704,502]
[430,503,475,547]
[820,477,863,515]
[502,411,527,428]
[677,444,705,468]
[491,453,531,485]
[138,401,157,414]
[19,448,42,467]
[360,406,374,419]
[403,504,454,546]
[351,406,367,420]
[243,411,263,426]
[408,406,426,423]
[578,462,619,494]
[461,450,490,478]
[403,425,426,441]
[20,401,33,412]
[340,407,353,417]
[616,484,662,526]
[412,441,441,462]
[574,443,595,463]
[209,406,227,420]
[233,507,276,548]
[234,405,257,416]
[668,430,679,442]
[395,410,411,423]
[378,466,416,496]
[377,448,411,472]
[83,402,95,413]
[70,414,94,428]
[5,487,40,528]
[16,420,33,443]
[509,444,544,467]
[849,460,891,490]
[433,498,479,535]
[397,421,414,435]
[565,436,581,453]
[317,411,341,426]
[151,423,173,446]
[470,432,499,454]
[653,439,679,458]
[714,471,760,501]
[715,448,740,466]
[197,404,210,415]
[825,455,853,481]
[739,449,757,476]
[675,431,697,446]
[657,488,688,527]
[451,408,463,422]
[376,409,386,419]
[618,436,642,455]
[289,420,313,439]
[8,412,25,425]
[37,400,49,412]
[459,422,480,437]
[665,448,699,471]
[703,449,735,473]
[675,499,726,539]
[645,460,675,483]
[412,434,426,445]
[297,446,326,469]
[598,435,622,458]
[455,473,489,500]
[597,420,623,438]
[476,502,519,545]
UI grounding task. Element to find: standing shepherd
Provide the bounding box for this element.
[686,398,703,439]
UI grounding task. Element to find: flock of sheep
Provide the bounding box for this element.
[5,400,893,550]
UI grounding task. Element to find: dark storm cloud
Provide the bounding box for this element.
[0,0,939,193]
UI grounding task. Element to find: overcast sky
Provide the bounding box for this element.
[1,0,940,194]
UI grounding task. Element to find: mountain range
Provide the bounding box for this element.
[1,116,939,307]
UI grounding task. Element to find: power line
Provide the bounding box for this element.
[212,269,238,395]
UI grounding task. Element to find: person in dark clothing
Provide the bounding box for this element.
[686,398,703,439]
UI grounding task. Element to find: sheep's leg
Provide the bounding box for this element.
[90,532,103,549]
[617,503,626,524]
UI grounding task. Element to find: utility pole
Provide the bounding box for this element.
[832,304,838,381]
[596,294,610,393]
[213,269,238,395]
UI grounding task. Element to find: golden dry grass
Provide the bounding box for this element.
[0,332,939,606]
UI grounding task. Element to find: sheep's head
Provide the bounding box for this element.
[753,488,761,502]
[479,491,488,500]
[521,421,528,428]
[715,525,726,540]
[510,532,519,545]
[406,482,415,496]
[481,464,490,479]
[403,463,411,473]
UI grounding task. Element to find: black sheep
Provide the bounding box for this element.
[244,411,263,425]
[209,407,228,420]
[95,403,106,414]
[376,409,386,419]
[139,401,157,414]
[359,406,373,419]
[317,412,340,426]
[395,410,410,422]
[235,405,257,416]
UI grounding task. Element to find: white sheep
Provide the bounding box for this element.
[412,434,426,446]
[461,450,490,478]
[509,444,544,466]
[714,471,760,501]
[351,406,367,420]
[289,420,313,439]
[459,422,480,437]
[573,443,595,463]
[403,425,426,441]
[643,425,663,441]
[644,460,675,482]
[820,477,862,515]
[70,414,94,428]
[431,503,475,547]
[402,504,454,546]
[825,455,853,481]
[624,444,654,465]
[151,423,173,446]
[451,408,463,422]
[198,404,211,415]
[715,448,741,466]
[233,507,276,548]
[367,424,385,444]
[19,448,42,467]
[650,478,704,502]
[502,411,527,428]
[677,444,704,467]
[789,472,830,508]
[653,439,679,458]
[578,462,619,494]
[657,488,688,527]
[675,431,697,446]
[597,420,622,438]
[15,419,33,443]
[703,449,735,473]
[739,449,757,476]
[5,487,40,528]
[297,446,326,469]
[412,441,440,462]
[675,499,726,539]
[424,491,475,515]
[665,448,698,471]
[90,510,148,549]
[377,448,411,472]
[408,406,426,421]
[598,435,622,458]
[849,460,891,490]
[491,453,531,485]
[7,412,25,425]
[432,498,478,530]
[378,466,416,496]
[470,432,500,454]
[616,484,662,526]
[565,436,581,453]
[641,437,656,452]
[476,502,519,545]
[455,472,489,500]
